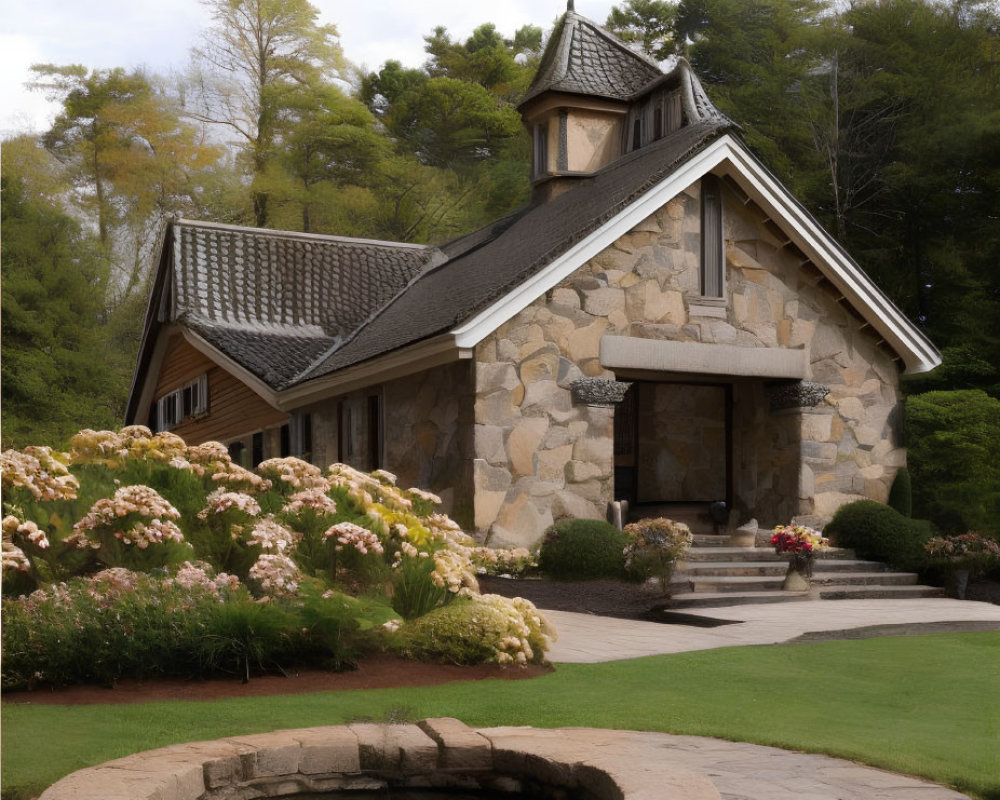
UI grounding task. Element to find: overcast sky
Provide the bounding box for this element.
[0,0,614,137]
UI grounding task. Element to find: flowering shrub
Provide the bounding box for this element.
[401,593,554,665]
[1,446,79,501]
[467,546,536,577]
[771,524,829,555]
[0,428,554,682]
[925,532,1000,575]
[623,517,693,592]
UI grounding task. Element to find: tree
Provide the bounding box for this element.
[29,64,222,304]
[270,83,386,232]
[606,0,676,60]
[1,138,127,448]
[189,0,343,227]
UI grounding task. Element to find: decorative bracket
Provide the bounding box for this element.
[570,378,632,406]
[765,380,830,412]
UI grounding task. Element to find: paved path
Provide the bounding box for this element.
[481,726,976,800]
[534,598,999,799]
[543,597,1000,662]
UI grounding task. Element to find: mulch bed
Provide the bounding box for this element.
[5,576,996,707]
[0,654,551,707]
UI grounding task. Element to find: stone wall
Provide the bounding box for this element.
[473,177,905,547]
[304,361,475,528]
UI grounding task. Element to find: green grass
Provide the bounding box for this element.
[3,633,999,800]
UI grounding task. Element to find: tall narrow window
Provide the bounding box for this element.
[367,394,383,471]
[533,123,548,178]
[701,175,724,297]
[653,105,663,140]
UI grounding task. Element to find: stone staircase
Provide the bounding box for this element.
[669,532,946,609]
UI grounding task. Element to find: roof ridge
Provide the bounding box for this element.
[173,218,431,250]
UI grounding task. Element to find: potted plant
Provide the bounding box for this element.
[924,532,1000,599]
[771,524,829,591]
[623,517,693,594]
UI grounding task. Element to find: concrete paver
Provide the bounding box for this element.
[542,597,1000,663]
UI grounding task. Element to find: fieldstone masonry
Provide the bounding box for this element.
[38,720,972,800]
[473,179,905,547]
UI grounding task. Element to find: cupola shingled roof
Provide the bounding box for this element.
[519,7,663,107]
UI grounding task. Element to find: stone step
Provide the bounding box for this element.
[680,547,856,563]
[691,534,735,547]
[670,590,810,608]
[676,572,921,594]
[816,584,946,600]
[676,559,888,577]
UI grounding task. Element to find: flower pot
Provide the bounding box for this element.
[951,568,970,600]
[781,552,814,591]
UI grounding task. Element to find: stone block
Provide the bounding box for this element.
[519,350,561,384]
[801,441,837,466]
[537,445,573,483]
[476,362,519,395]
[556,356,584,388]
[521,380,571,417]
[227,733,301,777]
[292,727,361,775]
[836,396,864,422]
[417,718,493,772]
[551,287,580,308]
[38,767,170,800]
[582,287,625,316]
[490,491,554,548]
[474,489,507,531]
[506,418,549,478]
[813,490,860,518]
[349,724,438,775]
[551,490,602,521]
[852,424,881,448]
[474,459,512,493]
[475,424,507,464]
[565,318,608,362]
[800,412,832,442]
[566,459,603,483]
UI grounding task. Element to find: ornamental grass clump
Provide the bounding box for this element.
[623,517,693,592]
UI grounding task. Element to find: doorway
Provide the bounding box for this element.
[614,381,731,507]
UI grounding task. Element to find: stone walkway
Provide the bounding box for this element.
[542,597,1000,663]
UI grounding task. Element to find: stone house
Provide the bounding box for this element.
[126,7,940,548]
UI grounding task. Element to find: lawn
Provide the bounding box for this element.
[3,633,998,800]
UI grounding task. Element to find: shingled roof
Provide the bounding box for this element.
[520,8,663,107]
[300,119,729,382]
[144,222,442,391]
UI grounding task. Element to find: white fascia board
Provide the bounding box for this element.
[717,143,942,374]
[451,133,940,375]
[275,334,472,411]
[179,328,281,407]
[129,327,172,424]
[451,137,733,349]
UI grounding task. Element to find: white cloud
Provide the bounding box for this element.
[0,0,615,134]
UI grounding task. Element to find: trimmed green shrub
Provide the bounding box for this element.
[887,467,912,517]
[824,500,934,571]
[905,390,1000,535]
[538,519,628,580]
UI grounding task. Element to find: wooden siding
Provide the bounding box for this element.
[152,334,288,444]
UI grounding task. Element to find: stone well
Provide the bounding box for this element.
[38,718,719,800]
